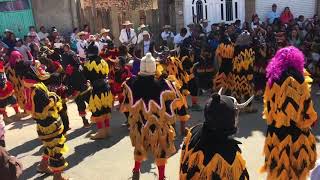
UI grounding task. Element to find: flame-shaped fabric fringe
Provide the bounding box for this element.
[180,129,249,180]
[6,67,26,109]
[122,77,184,161]
[214,43,234,92]
[84,59,109,75]
[229,47,255,101]
[262,70,317,179]
[263,70,317,129]
[29,82,69,171]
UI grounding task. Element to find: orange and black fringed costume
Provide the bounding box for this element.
[261,46,317,179]
[180,92,251,180]
[230,46,255,102]
[156,56,190,123]
[213,37,234,93]
[122,53,185,180]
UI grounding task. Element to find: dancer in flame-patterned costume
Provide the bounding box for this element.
[83,41,113,140]
[230,31,256,113]
[0,61,20,122]
[122,53,186,180]
[15,60,69,180]
[157,55,190,134]
[180,89,252,180]
[261,46,317,179]
[213,34,234,94]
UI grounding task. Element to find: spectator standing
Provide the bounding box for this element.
[288,29,302,47]
[313,14,320,25]
[280,7,294,25]
[15,38,31,61]
[70,28,79,52]
[174,28,188,48]
[83,24,91,40]
[37,26,49,41]
[137,24,149,44]
[137,31,155,56]
[251,14,262,30]
[76,31,87,60]
[266,4,280,24]
[297,15,305,29]
[119,20,137,46]
[201,19,211,35]
[27,26,40,44]
[2,29,16,50]
[161,25,175,48]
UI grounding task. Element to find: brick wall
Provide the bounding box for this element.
[245,0,255,22]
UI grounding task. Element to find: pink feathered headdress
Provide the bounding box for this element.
[266,46,305,87]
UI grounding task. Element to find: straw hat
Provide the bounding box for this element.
[77,31,86,37]
[139,24,147,29]
[142,31,150,37]
[123,20,133,26]
[4,29,13,34]
[100,28,110,35]
[163,25,171,29]
[139,53,156,76]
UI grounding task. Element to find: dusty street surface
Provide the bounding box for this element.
[4,86,320,180]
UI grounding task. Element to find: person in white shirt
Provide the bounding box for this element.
[201,19,211,35]
[37,26,49,41]
[161,25,175,42]
[27,26,40,44]
[76,31,87,60]
[119,21,137,46]
[138,31,155,56]
[266,4,280,24]
[15,38,31,61]
[99,28,112,50]
[174,28,188,48]
[137,24,149,44]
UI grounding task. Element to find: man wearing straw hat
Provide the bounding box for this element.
[119,20,137,46]
[137,31,155,56]
[137,24,149,44]
[161,25,175,49]
[76,31,87,61]
[99,28,112,51]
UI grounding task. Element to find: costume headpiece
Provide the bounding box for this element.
[266,46,305,87]
[139,53,156,76]
[235,31,251,46]
[204,88,253,136]
[85,41,99,57]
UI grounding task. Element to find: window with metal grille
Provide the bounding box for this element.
[196,0,203,23]
[192,0,208,24]
[226,0,233,21]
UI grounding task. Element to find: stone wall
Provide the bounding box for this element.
[31,0,79,35]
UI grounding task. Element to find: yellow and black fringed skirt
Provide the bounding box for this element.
[180,125,249,180]
[213,59,233,93]
[88,79,113,123]
[36,117,68,171]
[261,124,317,179]
[230,72,254,101]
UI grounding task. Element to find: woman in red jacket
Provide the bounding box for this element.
[280,7,294,25]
